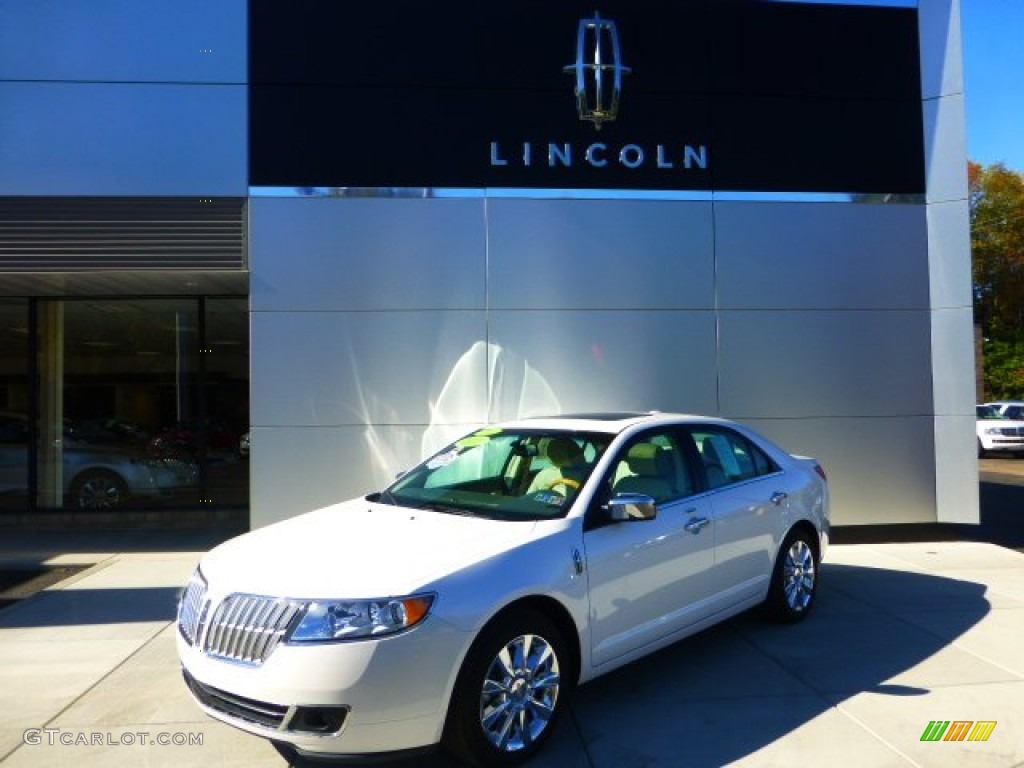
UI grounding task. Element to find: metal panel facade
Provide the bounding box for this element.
[0,0,974,529]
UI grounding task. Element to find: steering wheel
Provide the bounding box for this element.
[540,476,581,492]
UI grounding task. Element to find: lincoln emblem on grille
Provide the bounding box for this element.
[564,11,631,130]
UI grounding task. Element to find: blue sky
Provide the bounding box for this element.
[962,0,1024,170]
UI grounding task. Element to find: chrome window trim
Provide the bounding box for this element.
[249,186,924,204]
[768,0,916,7]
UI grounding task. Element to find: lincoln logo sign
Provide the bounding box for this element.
[565,12,630,130]
[488,11,709,175]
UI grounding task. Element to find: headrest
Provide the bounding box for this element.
[545,437,584,467]
[626,443,672,477]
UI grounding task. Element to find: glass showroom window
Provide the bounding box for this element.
[199,298,249,507]
[35,299,203,511]
[0,300,29,511]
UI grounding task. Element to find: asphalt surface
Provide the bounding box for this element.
[973,457,1023,550]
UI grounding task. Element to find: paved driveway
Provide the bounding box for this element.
[1,538,1022,767]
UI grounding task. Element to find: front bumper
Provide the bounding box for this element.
[177,616,471,757]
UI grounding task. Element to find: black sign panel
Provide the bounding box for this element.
[249,0,924,193]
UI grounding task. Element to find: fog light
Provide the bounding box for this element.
[288,706,348,734]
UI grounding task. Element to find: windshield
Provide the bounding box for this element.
[377,428,612,520]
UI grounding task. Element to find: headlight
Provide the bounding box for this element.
[983,427,1005,435]
[288,595,434,643]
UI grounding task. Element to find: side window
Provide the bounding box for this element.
[692,428,779,490]
[608,431,694,504]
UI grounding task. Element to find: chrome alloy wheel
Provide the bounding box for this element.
[75,473,125,509]
[478,633,561,753]
[783,538,816,612]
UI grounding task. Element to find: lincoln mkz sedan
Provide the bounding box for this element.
[177,412,829,766]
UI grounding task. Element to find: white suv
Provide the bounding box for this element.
[977,404,1024,457]
[985,400,1024,422]
[177,412,829,766]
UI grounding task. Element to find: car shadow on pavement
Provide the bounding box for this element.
[0,586,181,627]
[271,561,992,768]
[559,561,991,768]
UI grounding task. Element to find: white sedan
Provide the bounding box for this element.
[177,412,829,766]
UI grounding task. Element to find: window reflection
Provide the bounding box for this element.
[202,298,249,506]
[24,298,248,512]
[0,300,29,510]
[36,299,200,509]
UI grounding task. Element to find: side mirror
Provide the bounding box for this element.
[607,493,657,522]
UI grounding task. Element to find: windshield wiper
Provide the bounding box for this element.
[366,490,400,506]
[419,503,478,517]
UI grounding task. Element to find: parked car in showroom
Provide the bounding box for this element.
[177,412,829,767]
[976,404,1024,457]
[0,413,198,509]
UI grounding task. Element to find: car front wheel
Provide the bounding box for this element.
[70,470,127,510]
[764,528,819,622]
[444,610,569,767]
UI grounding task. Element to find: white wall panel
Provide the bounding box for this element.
[249,425,444,529]
[249,198,486,312]
[919,0,964,101]
[0,0,246,83]
[933,413,979,524]
[923,93,968,205]
[0,83,246,195]
[931,307,977,415]
[715,202,930,310]
[487,199,715,310]
[745,416,937,526]
[718,310,933,418]
[251,310,487,428]
[927,199,973,310]
[488,310,719,421]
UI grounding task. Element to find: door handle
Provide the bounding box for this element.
[770,492,788,506]
[684,517,710,534]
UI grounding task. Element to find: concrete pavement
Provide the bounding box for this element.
[1,537,1022,767]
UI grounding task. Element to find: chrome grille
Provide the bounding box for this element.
[202,594,306,665]
[177,573,208,646]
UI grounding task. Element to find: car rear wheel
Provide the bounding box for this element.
[444,610,569,767]
[70,470,127,509]
[764,528,818,622]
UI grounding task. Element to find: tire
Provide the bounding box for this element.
[444,610,570,768]
[978,439,986,459]
[764,527,819,623]
[70,470,127,510]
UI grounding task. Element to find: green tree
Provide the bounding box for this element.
[981,338,1024,400]
[970,162,1024,399]
[970,161,1024,339]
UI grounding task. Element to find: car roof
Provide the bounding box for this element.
[498,411,735,434]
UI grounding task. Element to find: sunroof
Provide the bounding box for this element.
[555,412,650,422]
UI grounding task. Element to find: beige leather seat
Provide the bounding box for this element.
[612,443,676,502]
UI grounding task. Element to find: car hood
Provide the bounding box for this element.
[199,498,538,599]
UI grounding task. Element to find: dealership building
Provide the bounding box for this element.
[0,0,974,530]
